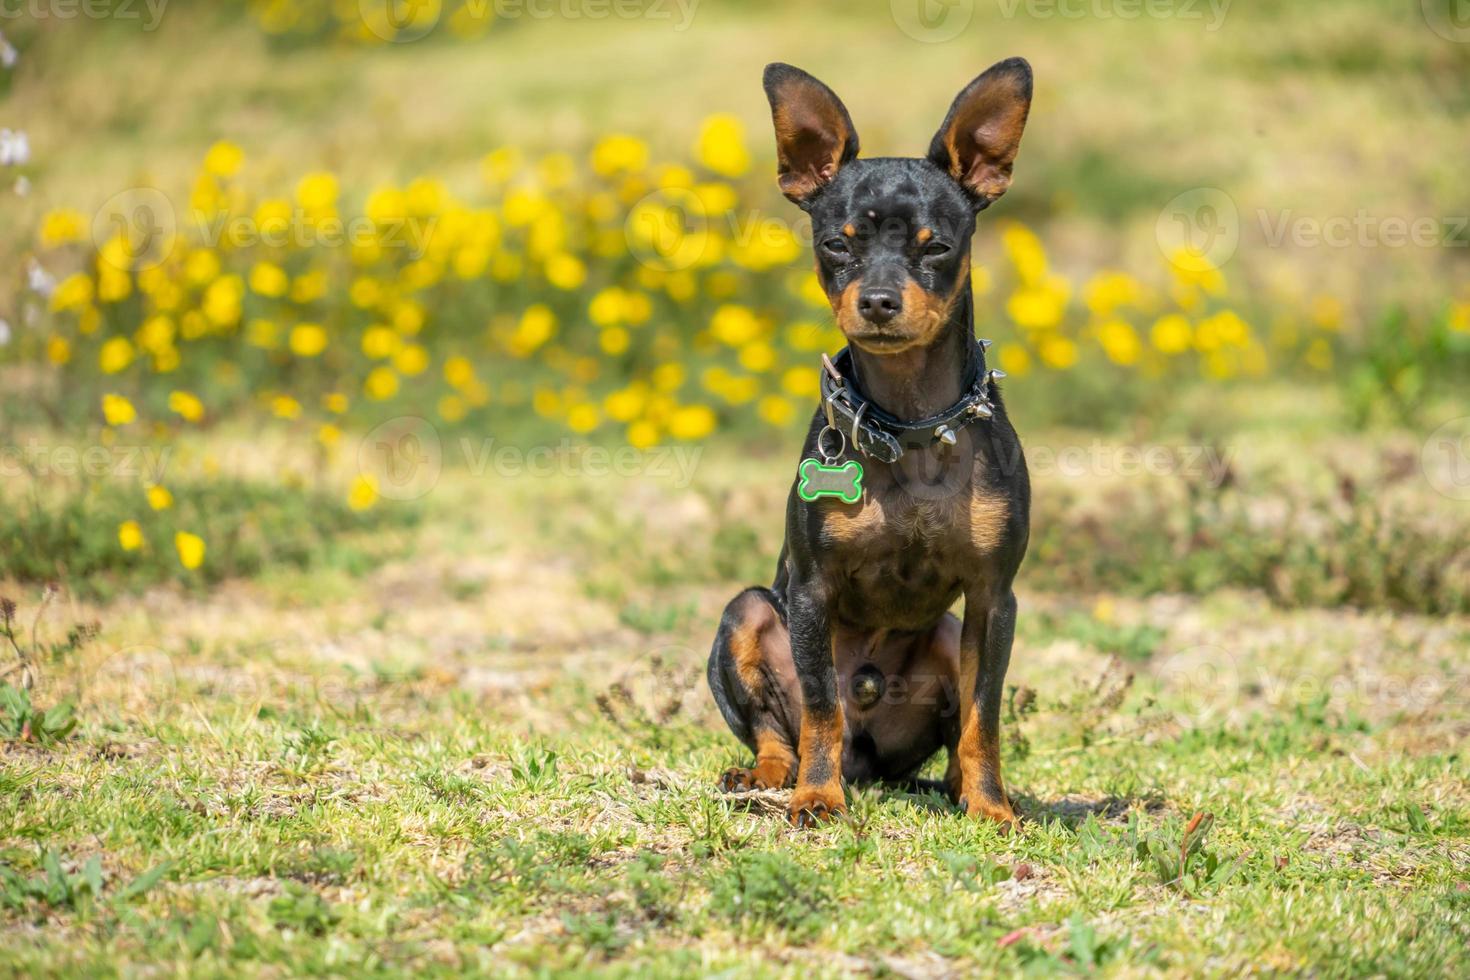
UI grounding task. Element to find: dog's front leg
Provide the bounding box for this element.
[955,587,1018,830]
[785,581,846,827]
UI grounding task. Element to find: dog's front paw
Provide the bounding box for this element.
[959,793,1020,834]
[787,781,846,828]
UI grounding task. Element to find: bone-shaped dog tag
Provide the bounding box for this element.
[797,457,864,504]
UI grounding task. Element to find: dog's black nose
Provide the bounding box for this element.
[858,287,902,324]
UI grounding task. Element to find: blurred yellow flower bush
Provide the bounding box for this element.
[20,120,1370,471]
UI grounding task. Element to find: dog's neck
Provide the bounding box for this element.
[847,289,976,422]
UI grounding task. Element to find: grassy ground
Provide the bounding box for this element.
[3,424,1468,976]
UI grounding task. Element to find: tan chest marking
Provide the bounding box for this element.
[821,494,885,544]
[968,491,1009,554]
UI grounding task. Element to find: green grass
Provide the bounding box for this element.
[2,431,1468,976]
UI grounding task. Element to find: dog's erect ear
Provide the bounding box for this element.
[927,58,1033,210]
[763,63,860,208]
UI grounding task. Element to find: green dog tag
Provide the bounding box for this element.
[797,457,864,504]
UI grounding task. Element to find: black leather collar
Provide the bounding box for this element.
[818,341,1003,464]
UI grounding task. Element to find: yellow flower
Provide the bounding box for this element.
[39,209,87,248]
[146,485,173,511]
[509,304,557,356]
[318,423,342,447]
[1038,336,1079,370]
[324,392,350,414]
[603,385,647,422]
[347,475,379,512]
[174,531,206,570]
[51,273,95,312]
[782,366,818,399]
[567,404,601,433]
[757,395,795,427]
[626,420,659,449]
[46,336,71,365]
[652,363,685,391]
[998,344,1032,377]
[203,275,244,328]
[1311,295,1343,331]
[102,394,136,426]
[1150,314,1193,355]
[289,323,329,358]
[1451,302,1470,334]
[296,171,340,217]
[1096,319,1141,366]
[695,114,750,178]
[481,147,520,186]
[668,404,717,440]
[168,390,205,423]
[250,261,289,298]
[365,367,400,401]
[710,304,761,346]
[362,325,400,359]
[203,140,244,178]
[739,342,777,372]
[1001,223,1048,285]
[544,253,587,290]
[118,521,144,552]
[600,326,631,355]
[1006,277,1071,330]
[591,134,649,177]
[444,356,476,389]
[272,395,302,419]
[1084,272,1143,317]
[393,344,430,376]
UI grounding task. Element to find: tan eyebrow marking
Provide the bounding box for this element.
[842,223,856,237]
[916,227,934,244]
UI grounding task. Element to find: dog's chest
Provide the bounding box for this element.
[817,481,1008,626]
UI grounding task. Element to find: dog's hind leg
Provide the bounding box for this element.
[707,587,800,791]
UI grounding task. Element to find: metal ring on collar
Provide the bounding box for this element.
[816,425,846,463]
[849,400,869,454]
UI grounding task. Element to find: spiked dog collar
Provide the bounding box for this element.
[817,341,1003,465]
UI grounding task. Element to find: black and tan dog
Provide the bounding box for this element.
[707,59,1034,829]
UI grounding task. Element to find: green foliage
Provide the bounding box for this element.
[706,851,832,941]
[267,883,339,936]
[1126,812,1246,896]
[0,476,419,597]
[1031,460,1470,615]
[0,851,169,921]
[0,684,76,745]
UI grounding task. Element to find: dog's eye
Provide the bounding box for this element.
[922,241,952,258]
[822,238,851,257]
